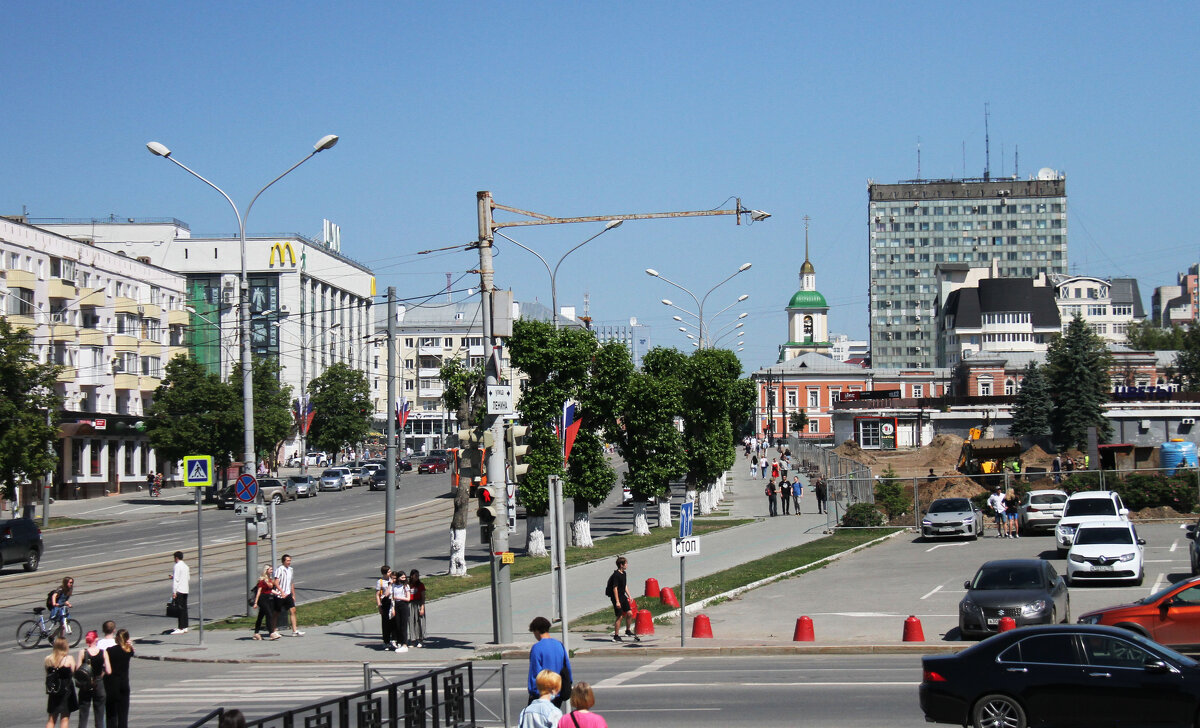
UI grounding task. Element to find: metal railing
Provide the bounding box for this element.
[185,661,499,728]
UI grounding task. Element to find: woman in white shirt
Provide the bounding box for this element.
[390,571,411,653]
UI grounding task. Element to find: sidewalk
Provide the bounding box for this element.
[133,451,858,663]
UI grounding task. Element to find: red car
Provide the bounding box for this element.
[417,457,449,474]
[1077,575,1200,649]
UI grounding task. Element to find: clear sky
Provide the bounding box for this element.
[3,2,1199,372]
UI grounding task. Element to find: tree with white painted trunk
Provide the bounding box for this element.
[680,349,751,513]
[439,358,485,575]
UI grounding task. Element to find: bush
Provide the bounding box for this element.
[1061,471,1198,513]
[841,502,885,527]
[874,478,908,520]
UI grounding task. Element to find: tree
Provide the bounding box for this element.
[1171,324,1200,392]
[439,357,486,575]
[306,363,371,459]
[0,319,61,503]
[252,357,294,469]
[680,348,742,514]
[789,410,809,437]
[1045,315,1114,450]
[1008,362,1052,439]
[146,355,241,476]
[729,377,756,439]
[1125,320,1187,351]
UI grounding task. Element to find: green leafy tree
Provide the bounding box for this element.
[0,319,62,502]
[146,355,241,476]
[789,410,809,437]
[306,362,371,459]
[729,377,756,438]
[1045,315,1114,450]
[439,357,486,575]
[1125,320,1187,351]
[252,357,294,468]
[1171,324,1200,392]
[1008,362,1052,439]
[680,349,742,512]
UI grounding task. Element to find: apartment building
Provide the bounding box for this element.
[0,217,188,499]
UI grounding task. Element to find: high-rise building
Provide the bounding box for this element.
[868,171,1067,369]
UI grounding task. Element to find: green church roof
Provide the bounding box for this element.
[788,289,828,308]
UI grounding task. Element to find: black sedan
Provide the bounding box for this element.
[921,624,1200,728]
[959,559,1069,639]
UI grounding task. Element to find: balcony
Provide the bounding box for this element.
[140,376,161,391]
[78,329,106,347]
[140,303,162,319]
[6,314,36,330]
[112,335,138,352]
[50,323,77,342]
[56,369,74,383]
[468,344,485,356]
[418,367,441,378]
[419,386,444,398]
[77,287,106,307]
[4,269,35,288]
[114,373,139,390]
[167,345,189,362]
[48,279,77,299]
[418,345,442,357]
[114,297,139,315]
[167,308,190,326]
[138,340,163,355]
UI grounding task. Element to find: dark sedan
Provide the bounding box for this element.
[922,624,1200,728]
[959,559,1069,639]
[417,457,449,474]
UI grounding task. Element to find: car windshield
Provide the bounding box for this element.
[1074,527,1134,545]
[321,470,340,477]
[970,566,1044,590]
[1030,493,1067,505]
[1064,499,1116,517]
[288,476,307,483]
[929,499,970,513]
[259,479,283,487]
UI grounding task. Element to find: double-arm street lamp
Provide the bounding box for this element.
[646,263,752,348]
[147,135,338,475]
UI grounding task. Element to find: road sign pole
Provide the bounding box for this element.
[245,517,257,616]
[195,487,204,645]
[680,555,686,648]
[270,499,278,567]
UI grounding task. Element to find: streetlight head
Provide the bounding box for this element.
[672,315,683,322]
[661,299,672,306]
[735,322,744,329]
[678,327,687,332]
[750,210,771,222]
[738,262,753,272]
[737,294,749,302]
[645,268,659,277]
[314,135,339,152]
[146,141,171,157]
[330,322,343,330]
[604,219,624,231]
[184,305,196,313]
[686,334,695,340]
[737,312,748,319]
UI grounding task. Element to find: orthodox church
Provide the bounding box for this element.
[779,218,830,361]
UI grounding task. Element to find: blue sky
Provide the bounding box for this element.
[4,2,1199,371]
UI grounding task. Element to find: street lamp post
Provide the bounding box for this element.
[147,134,338,477]
[647,264,752,348]
[299,322,340,475]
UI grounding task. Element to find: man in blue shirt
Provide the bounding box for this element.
[527,616,571,707]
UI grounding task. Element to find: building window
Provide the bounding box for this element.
[807,389,819,408]
[1005,379,1017,395]
[978,379,992,396]
[786,390,798,408]
[859,420,881,448]
[443,337,453,348]
[5,287,34,316]
[912,384,923,398]
[830,388,841,402]
[808,420,819,434]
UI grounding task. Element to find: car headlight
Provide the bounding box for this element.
[1059,524,1076,534]
[959,599,977,613]
[963,516,974,522]
[1078,615,1102,624]
[1069,553,1086,563]
[1119,552,1137,562]
[922,520,933,526]
[1022,600,1048,616]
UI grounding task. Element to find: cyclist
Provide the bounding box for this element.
[152,472,163,497]
[49,577,74,624]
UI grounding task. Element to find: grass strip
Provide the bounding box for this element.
[207,517,754,630]
[43,517,104,530]
[573,528,902,626]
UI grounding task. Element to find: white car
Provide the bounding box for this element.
[1054,490,1129,555]
[1066,520,1145,586]
[1018,489,1068,534]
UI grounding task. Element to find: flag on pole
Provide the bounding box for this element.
[294,397,315,436]
[396,396,411,430]
[562,401,581,465]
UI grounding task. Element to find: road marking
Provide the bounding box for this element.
[1151,572,1167,593]
[925,543,968,553]
[593,656,682,688]
[920,585,944,600]
[1145,559,1178,563]
[73,504,125,515]
[1171,540,1179,552]
[118,506,154,514]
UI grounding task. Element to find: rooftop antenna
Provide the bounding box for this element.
[446,272,452,303]
[916,136,921,180]
[962,141,966,178]
[984,102,991,181]
[1015,145,1019,178]
[580,291,593,329]
[1001,142,1005,178]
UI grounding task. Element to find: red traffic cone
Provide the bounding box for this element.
[644,578,660,598]
[635,609,655,635]
[691,614,714,638]
[998,616,1017,633]
[793,616,815,642]
[660,587,680,608]
[902,615,925,642]
[629,597,638,614]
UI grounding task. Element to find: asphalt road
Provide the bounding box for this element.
[3,653,930,728]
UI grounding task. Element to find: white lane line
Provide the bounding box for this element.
[1171,540,1179,552]
[1151,571,1167,593]
[589,681,918,690]
[73,504,125,515]
[593,656,682,688]
[921,585,944,600]
[1145,559,1179,563]
[118,506,153,514]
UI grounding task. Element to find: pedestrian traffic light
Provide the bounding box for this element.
[505,424,529,484]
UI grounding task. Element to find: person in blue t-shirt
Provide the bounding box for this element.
[527,616,571,708]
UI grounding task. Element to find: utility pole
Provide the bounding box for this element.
[478,191,514,644]
[385,287,397,566]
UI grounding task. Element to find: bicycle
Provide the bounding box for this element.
[16,607,82,649]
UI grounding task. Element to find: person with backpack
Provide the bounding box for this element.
[76,630,111,728]
[45,636,78,728]
[527,617,571,708]
[766,479,778,517]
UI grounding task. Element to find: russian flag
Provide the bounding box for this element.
[396,397,411,430]
[295,397,315,435]
[562,402,582,465]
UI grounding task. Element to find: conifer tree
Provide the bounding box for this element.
[1045,315,1114,450]
[1008,362,1052,438]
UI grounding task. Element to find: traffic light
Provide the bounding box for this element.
[454,428,493,496]
[505,424,529,484]
[477,483,500,544]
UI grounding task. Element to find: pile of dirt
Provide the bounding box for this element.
[833,439,877,466]
[1021,443,1057,468]
[922,434,966,471]
[1132,506,1193,522]
[912,477,988,512]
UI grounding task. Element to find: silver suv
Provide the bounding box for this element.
[1055,490,1129,555]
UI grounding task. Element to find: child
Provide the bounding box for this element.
[519,670,563,728]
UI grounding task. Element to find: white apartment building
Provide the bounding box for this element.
[35,218,376,464]
[1051,274,1144,345]
[1,217,188,500]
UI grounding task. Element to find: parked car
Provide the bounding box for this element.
[1055,490,1130,555]
[369,469,400,490]
[258,478,298,504]
[1078,575,1200,649]
[289,475,319,498]
[921,497,982,540]
[354,463,381,485]
[1187,520,1200,575]
[1018,488,1067,534]
[418,457,449,474]
[0,517,42,572]
[319,468,350,491]
[1066,520,1145,586]
[921,624,1200,728]
[958,558,1069,639]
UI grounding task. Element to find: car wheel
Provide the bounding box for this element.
[1063,599,1070,624]
[271,494,283,505]
[972,693,1027,728]
[1135,569,1144,587]
[1050,608,1056,626]
[23,548,39,572]
[1064,574,1073,587]
[1057,547,1067,558]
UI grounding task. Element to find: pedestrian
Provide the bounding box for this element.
[145,472,155,494]
[758,456,768,480]
[779,478,792,515]
[766,479,778,517]
[169,551,190,634]
[154,472,164,494]
[218,709,247,728]
[274,554,304,636]
[519,670,564,728]
[987,486,1007,538]
[814,478,828,515]
[557,682,607,728]
[376,566,394,648]
[76,630,111,728]
[1064,457,1075,476]
[1052,455,1062,484]
[527,616,571,708]
[927,468,937,484]
[749,453,758,478]
[45,636,78,728]
[1005,488,1021,538]
[251,565,278,640]
[49,576,74,623]
[780,454,790,481]
[408,569,426,648]
[104,629,134,728]
[606,556,638,643]
[770,458,780,481]
[791,474,803,514]
[96,621,116,651]
[390,570,411,652]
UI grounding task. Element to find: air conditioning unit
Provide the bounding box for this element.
[1182,418,1196,426]
[1139,419,1152,430]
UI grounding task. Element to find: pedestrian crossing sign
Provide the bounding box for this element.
[182,455,213,487]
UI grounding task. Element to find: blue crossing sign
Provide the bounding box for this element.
[182,455,213,487]
[679,501,694,539]
[235,473,259,503]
